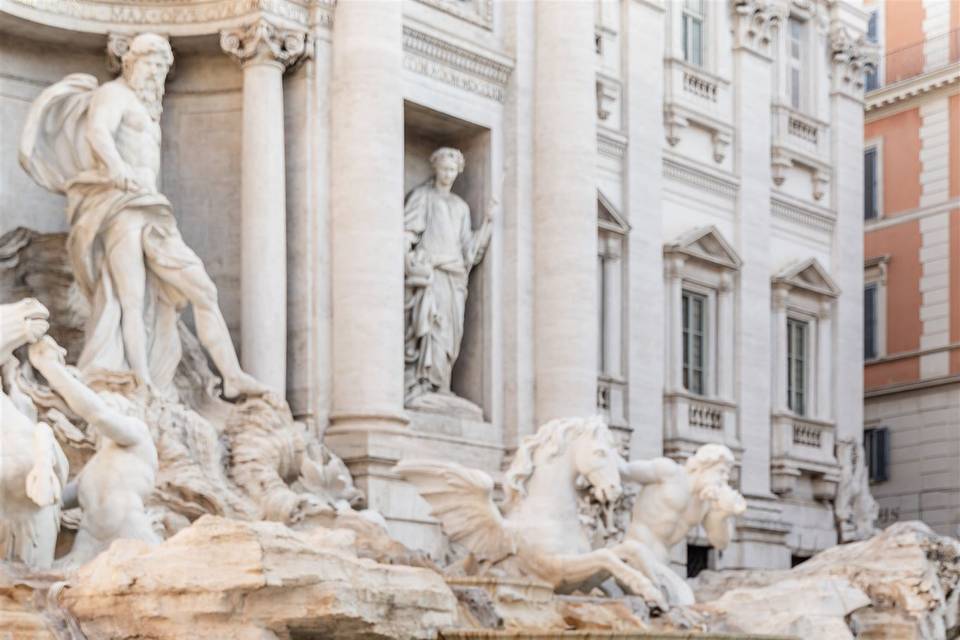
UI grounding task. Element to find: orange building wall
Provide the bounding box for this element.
[865,220,923,389]
[952,210,960,375]
[951,95,960,199]
[884,0,925,83]
[865,108,922,217]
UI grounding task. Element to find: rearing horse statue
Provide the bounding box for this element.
[395,416,668,610]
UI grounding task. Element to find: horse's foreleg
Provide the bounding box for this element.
[612,540,695,606]
[547,549,669,611]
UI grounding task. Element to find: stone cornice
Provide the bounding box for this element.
[829,24,879,99]
[597,131,627,159]
[663,156,739,200]
[865,63,960,114]
[402,25,512,103]
[221,16,309,68]
[730,0,788,59]
[770,195,836,234]
[1,0,330,35]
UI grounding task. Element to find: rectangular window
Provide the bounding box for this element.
[864,148,879,219]
[864,427,890,483]
[683,0,705,67]
[786,318,808,415]
[788,18,805,110]
[686,544,711,578]
[682,289,707,395]
[864,284,878,360]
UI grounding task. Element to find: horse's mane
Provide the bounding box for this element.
[502,415,612,511]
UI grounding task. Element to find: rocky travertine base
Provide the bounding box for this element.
[56,516,457,639]
[690,521,960,639]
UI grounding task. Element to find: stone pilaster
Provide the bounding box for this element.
[731,0,783,496]
[532,0,598,424]
[828,3,872,441]
[221,18,309,393]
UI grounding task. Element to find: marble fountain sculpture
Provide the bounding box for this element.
[0,30,958,640]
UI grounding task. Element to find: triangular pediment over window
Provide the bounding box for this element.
[663,225,742,271]
[598,190,629,234]
[773,257,840,298]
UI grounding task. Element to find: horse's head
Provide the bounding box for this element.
[571,416,623,506]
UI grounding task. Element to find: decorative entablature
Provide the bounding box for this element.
[1,0,329,34]
[730,0,789,59]
[829,23,879,100]
[402,25,513,103]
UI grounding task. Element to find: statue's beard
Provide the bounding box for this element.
[129,74,165,122]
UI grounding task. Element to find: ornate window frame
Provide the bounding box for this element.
[770,257,842,498]
[597,192,630,430]
[662,226,742,463]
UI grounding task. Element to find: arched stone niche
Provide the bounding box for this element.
[403,101,492,420]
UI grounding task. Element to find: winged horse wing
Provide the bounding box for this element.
[395,459,517,563]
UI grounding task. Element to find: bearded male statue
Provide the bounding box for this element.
[612,444,746,606]
[19,33,265,399]
[403,147,493,413]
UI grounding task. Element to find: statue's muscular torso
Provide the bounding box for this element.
[91,78,162,194]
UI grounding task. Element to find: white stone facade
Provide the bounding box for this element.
[0,0,872,572]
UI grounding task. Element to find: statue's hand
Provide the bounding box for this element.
[110,165,143,192]
[27,335,67,372]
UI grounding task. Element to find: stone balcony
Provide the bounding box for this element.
[662,59,734,165]
[770,411,840,499]
[770,104,832,198]
[663,391,741,465]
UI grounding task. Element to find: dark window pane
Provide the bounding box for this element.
[864,284,877,359]
[687,544,710,578]
[864,149,878,219]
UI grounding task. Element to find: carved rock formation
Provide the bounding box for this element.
[57,516,458,639]
[689,521,960,639]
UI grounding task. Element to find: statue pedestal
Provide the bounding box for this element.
[325,408,501,558]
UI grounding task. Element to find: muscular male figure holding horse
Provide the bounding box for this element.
[614,444,746,606]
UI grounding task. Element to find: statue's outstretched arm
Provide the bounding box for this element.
[28,337,147,448]
[619,458,681,485]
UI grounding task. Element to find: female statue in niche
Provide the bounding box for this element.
[403,147,493,416]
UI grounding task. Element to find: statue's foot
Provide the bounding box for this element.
[222,372,270,400]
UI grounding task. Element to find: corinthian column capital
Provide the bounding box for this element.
[731,0,788,59]
[829,25,879,98]
[220,18,310,69]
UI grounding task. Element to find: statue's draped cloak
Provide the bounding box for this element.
[403,180,483,400]
[19,73,197,391]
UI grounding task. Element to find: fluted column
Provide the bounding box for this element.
[327,0,406,431]
[533,0,597,424]
[221,19,308,393]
